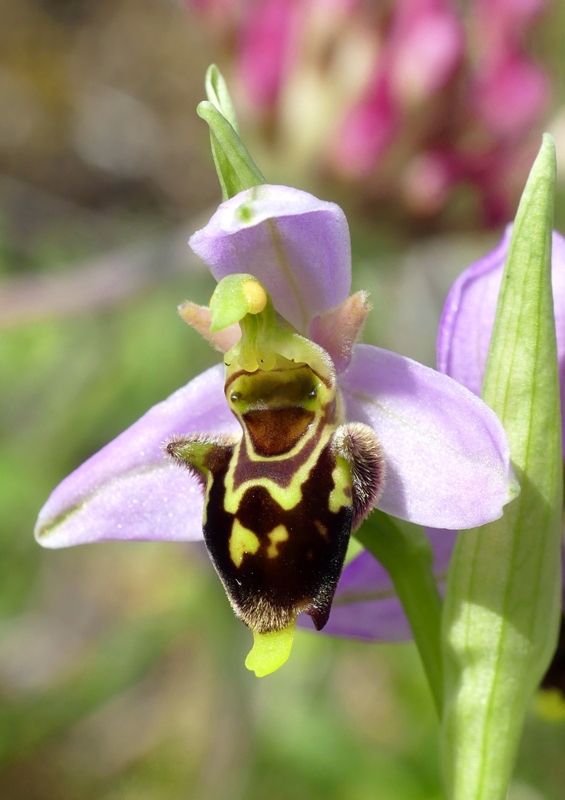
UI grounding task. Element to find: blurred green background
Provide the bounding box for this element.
[2,1,565,798]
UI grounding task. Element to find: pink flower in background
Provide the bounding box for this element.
[237,0,298,109]
[189,0,549,227]
[335,0,464,176]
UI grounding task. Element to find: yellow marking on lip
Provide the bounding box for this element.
[329,456,352,513]
[229,519,260,567]
[245,617,296,677]
[224,423,334,514]
[266,525,289,558]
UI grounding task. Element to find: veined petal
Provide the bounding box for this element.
[189,185,351,334]
[300,528,457,641]
[35,365,240,548]
[438,228,565,441]
[437,226,512,395]
[338,344,517,529]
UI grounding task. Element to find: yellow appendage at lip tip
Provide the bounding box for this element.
[242,279,267,315]
[245,618,296,677]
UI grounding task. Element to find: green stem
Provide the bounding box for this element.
[355,510,444,714]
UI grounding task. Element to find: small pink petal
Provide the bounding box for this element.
[309,291,370,373]
[179,301,241,353]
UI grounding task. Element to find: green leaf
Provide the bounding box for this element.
[198,66,265,200]
[441,135,562,800]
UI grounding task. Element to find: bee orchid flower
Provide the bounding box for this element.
[35,184,517,675]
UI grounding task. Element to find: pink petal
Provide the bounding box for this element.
[237,0,297,109]
[473,54,548,138]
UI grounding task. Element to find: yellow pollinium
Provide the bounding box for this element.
[242,278,267,315]
[245,618,296,677]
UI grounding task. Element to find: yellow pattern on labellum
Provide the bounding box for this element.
[229,519,260,567]
[242,279,267,315]
[328,457,352,513]
[245,618,297,677]
[266,525,289,558]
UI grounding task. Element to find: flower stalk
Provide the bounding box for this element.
[440,135,562,800]
[355,512,444,713]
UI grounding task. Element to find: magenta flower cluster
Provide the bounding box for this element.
[190,0,548,225]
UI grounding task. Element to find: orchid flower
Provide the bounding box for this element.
[35,70,517,681]
[34,184,515,675]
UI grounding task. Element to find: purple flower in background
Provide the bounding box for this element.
[329,227,565,643]
[35,186,516,668]
[437,227,565,427]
